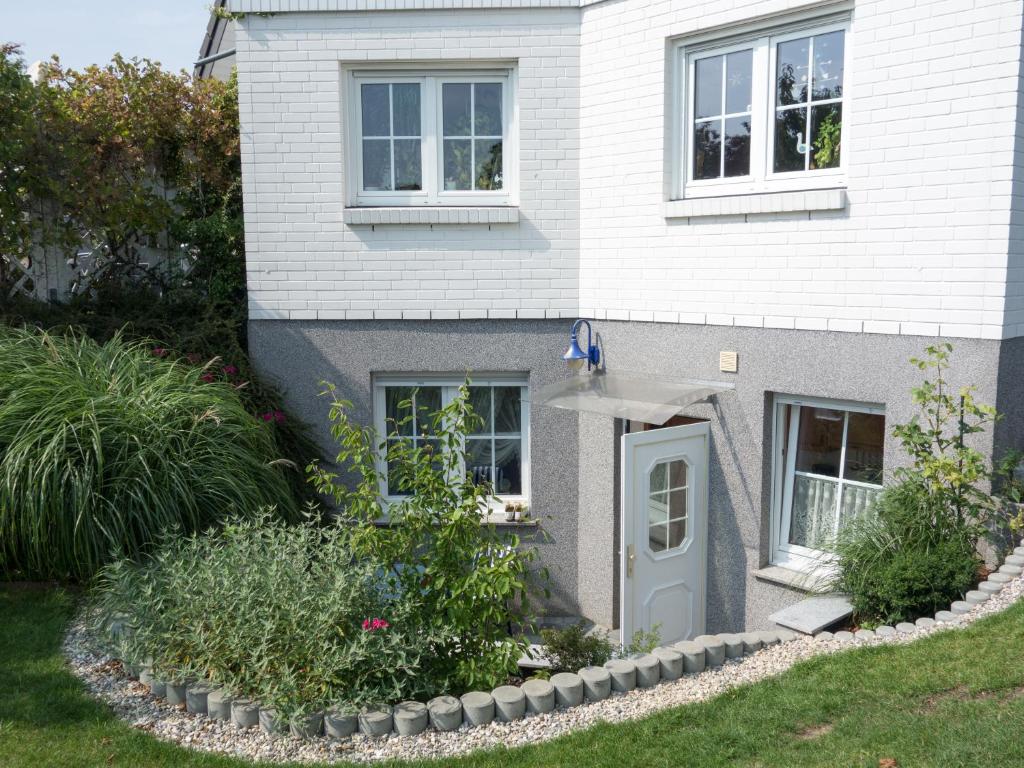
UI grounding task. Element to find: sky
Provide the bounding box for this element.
[2,1,214,74]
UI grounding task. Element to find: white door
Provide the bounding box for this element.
[621,422,709,646]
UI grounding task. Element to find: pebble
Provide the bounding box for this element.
[63,571,1024,765]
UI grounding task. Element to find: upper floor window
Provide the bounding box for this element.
[771,396,884,573]
[678,20,847,198]
[349,71,514,207]
[373,377,529,505]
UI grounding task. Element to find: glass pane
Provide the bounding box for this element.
[362,139,392,191]
[466,437,493,486]
[385,386,414,435]
[649,523,668,553]
[693,120,722,180]
[386,439,410,496]
[468,387,492,433]
[844,411,885,484]
[776,37,809,106]
[668,460,687,490]
[812,31,844,101]
[648,491,668,526]
[361,83,391,137]
[474,139,503,190]
[392,83,420,136]
[773,107,807,173]
[443,139,472,191]
[668,517,687,549]
[723,116,750,177]
[393,139,422,191]
[794,407,844,477]
[694,55,723,119]
[668,488,686,519]
[442,83,471,136]
[494,438,522,495]
[789,474,837,550]
[494,387,521,433]
[474,83,502,135]
[809,103,842,170]
[725,49,753,114]
[414,387,442,434]
[649,462,667,495]
[839,484,882,530]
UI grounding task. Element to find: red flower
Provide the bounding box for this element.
[151,347,168,358]
[200,373,215,383]
[223,365,238,376]
[274,410,286,423]
[260,412,274,422]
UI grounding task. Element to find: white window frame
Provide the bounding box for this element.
[372,375,530,509]
[346,68,516,207]
[769,395,884,574]
[673,15,850,200]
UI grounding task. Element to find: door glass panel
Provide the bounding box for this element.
[647,459,689,553]
[794,407,844,477]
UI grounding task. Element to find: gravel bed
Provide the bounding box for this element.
[64,573,1024,764]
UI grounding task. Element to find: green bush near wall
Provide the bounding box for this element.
[0,327,298,581]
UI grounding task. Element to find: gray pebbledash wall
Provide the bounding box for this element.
[250,318,1022,632]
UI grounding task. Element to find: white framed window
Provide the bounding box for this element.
[347,70,515,207]
[372,376,530,506]
[769,396,885,573]
[675,17,848,199]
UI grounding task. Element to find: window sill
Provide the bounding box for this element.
[665,188,847,219]
[753,564,830,592]
[344,206,519,226]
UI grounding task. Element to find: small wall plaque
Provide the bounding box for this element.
[719,350,739,373]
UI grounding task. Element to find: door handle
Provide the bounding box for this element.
[626,544,635,578]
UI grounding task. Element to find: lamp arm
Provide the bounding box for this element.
[570,318,598,371]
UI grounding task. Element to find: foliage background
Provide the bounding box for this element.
[0,45,318,511]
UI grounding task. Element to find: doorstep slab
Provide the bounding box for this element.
[769,595,854,635]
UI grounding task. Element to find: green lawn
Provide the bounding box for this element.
[2,587,1023,768]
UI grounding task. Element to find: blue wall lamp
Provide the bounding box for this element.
[563,318,601,371]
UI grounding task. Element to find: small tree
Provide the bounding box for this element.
[891,342,998,531]
[309,380,547,691]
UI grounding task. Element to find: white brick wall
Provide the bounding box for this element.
[236,0,1024,338]
[236,8,581,321]
[578,0,1024,340]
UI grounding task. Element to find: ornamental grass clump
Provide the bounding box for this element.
[90,512,458,718]
[0,327,297,580]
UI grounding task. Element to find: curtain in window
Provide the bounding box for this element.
[790,476,882,551]
[790,475,836,549]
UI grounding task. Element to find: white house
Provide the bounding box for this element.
[229,0,1024,641]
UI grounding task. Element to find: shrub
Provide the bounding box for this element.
[309,380,546,692]
[0,327,297,580]
[831,344,996,625]
[540,623,614,673]
[90,513,456,718]
[833,479,980,626]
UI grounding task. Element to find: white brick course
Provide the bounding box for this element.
[236,0,1024,338]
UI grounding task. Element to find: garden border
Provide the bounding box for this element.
[66,540,1024,764]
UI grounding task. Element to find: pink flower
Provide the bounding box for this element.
[223,365,238,376]
[260,412,274,422]
[200,373,215,383]
[152,347,168,358]
[362,617,389,632]
[274,410,286,423]
[362,618,370,630]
